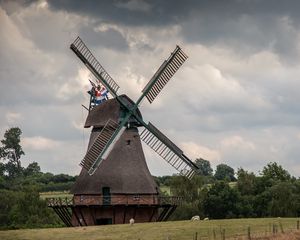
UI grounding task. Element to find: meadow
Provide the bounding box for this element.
[0,218,299,240]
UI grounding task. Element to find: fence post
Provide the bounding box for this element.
[221,229,225,240]
[194,232,198,240]
[279,222,284,233]
[247,226,251,240]
[297,220,299,230]
[213,229,216,240]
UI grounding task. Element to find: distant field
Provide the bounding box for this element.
[159,185,171,195]
[38,182,236,199]
[39,191,72,199]
[39,185,172,199]
[1,218,299,240]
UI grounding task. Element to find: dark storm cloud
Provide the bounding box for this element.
[47,0,186,26]
[45,0,300,26]
[2,0,300,176]
[6,0,298,59]
[79,26,129,50]
[45,0,300,61]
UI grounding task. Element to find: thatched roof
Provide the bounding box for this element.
[84,94,143,128]
[72,95,158,195]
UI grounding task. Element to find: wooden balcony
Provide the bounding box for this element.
[46,195,182,207]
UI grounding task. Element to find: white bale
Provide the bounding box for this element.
[203,217,209,221]
[191,215,200,221]
[129,218,135,225]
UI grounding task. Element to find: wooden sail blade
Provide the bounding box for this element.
[70,36,120,97]
[140,122,198,179]
[80,119,125,175]
[141,46,188,104]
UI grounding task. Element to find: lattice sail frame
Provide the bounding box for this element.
[70,37,119,96]
[80,119,125,175]
[140,123,197,179]
[141,46,188,104]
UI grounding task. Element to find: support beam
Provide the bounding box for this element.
[149,206,157,222]
[71,206,82,226]
[123,206,127,224]
[163,206,177,221]
[78,207,87,226]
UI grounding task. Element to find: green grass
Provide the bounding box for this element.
[0,218,299,240]
[39,191,72,200]
[40,184,172,199]
[159,185,171,195]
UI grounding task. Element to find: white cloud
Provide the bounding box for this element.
[221,135,256,151]
[22,136,60,151]
[181,141,221,163]
[5,112,22,124]
[56,68,90,101]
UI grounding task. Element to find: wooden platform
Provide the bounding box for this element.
[47,196,181,227]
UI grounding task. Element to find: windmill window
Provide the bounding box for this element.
[80,195,84,202]
[133,195,140,201]
[126,140,131,145]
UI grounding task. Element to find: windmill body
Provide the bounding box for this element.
[47,37,199,226]
[71,96,162,225]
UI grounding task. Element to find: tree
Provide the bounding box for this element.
[203,181,239,219]
[0,127,25,178]
[261,162,290,181]
[214,163,236,181]
[169,175,204,220]
[170,175,203,203]
[195,158,213,176]
[268,181,297,217]
[252,190,272,217]
[237,168,256,195]
[0,127,24,160]
[4,186,62,228]
[24,162,41,177]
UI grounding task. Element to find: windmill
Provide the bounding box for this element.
[48,37,199,226]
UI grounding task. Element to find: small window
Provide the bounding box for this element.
[133,195,140,201]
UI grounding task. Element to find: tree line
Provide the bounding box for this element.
[0,128,74,229]
[0,127,300,229]
[163,159,300,220]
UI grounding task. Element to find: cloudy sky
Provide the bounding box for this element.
[1,0,300,177]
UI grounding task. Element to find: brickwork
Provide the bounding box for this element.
[71,205,158,226]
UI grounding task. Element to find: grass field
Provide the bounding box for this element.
[39,185,172,199]
[0,218,299,240]
[39,191,72,199]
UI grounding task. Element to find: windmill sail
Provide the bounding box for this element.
[70,36,120,97]
[140,122,198,179]
[141,46,188,104]
[80,119,125,175]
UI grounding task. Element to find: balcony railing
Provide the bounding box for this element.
[46,195,182,207]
